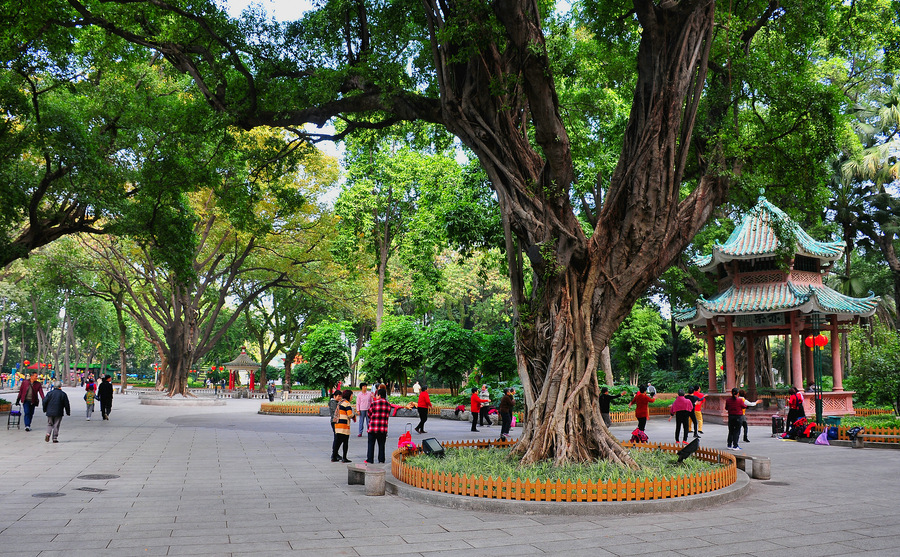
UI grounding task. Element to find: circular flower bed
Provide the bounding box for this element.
[392,439,737,502]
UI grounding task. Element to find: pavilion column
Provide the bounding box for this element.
[790,313,803,390]
[706,320,718,393]
[805,339,814,387]
[746,335,757,399]
[830,317,843,392]
[724,316,736,391]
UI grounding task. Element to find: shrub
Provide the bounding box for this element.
[405,446,724,483]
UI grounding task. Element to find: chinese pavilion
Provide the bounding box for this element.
[674,194,879,421]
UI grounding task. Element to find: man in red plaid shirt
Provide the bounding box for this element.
[365,388,401,464]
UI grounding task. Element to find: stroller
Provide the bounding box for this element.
[7,404,21,429]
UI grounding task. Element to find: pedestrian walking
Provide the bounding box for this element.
[84,382,95,421]
[646,382,657,397]
[356,382,374,437]
[15,372,45,431]
[685,385,702,437]
[599,386,625,428]
[98,375,114,420]
[470,388,490,432]
[498,388,515,441]
[414,385,432,433]
[725,387,747,450]
[668,389,693,443]
[42,382,70,443]
[266,382,276,402]
[330,389,356,463]
[628,385,655,431]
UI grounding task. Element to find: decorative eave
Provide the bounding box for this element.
[696,195,845,273]
[674,282,879,327]
[224,347,261,370]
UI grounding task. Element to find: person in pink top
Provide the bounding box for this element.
[668,389,694,444]
[355,382,374,437]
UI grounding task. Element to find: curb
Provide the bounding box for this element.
[385,469,751,515]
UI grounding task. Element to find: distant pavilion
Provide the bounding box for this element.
[674,194,878,420]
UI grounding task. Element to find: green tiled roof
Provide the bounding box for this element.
[696,196,845,272]
[674,282,879,326]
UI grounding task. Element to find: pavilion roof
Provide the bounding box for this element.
[223,348,261,370]
[673,282,879,326]
[696,195,845,272]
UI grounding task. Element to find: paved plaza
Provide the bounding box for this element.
[1,387,898,557]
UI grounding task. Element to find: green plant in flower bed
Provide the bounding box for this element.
[841,414,900,429]
[0,398,10,405]
[405,447,724,483]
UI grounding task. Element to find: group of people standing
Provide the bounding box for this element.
[328,382,416,465]
[14,372,114,443]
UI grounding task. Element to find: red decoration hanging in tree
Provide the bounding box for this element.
[815,334,828,347]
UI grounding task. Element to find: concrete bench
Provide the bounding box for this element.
[347,463,386,496]
[851,434,900,449]
[733,453,771,480]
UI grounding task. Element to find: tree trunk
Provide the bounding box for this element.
[117,302,129,393]
[424,0,723,465]
[599,345,614,387]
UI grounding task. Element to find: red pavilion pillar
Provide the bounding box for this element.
[746,335,757,399]
[706,320,718,393]
[830,317,843,392]
[790,312,803,390]
[724,316,736,391]
[805,338,814,387]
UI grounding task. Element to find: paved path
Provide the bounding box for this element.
[1,388,898,556]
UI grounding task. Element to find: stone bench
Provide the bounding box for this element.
[347,463,386,496]
[733,453,771,480]
[851,434,900,449]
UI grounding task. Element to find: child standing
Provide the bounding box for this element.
[84,382,95,421]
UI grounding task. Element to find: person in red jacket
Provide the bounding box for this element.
[470,388,490,432]
[628,384,655,431]
[725,387,748,450]
[414,385,432,433]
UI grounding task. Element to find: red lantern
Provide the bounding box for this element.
[23,360,30,366]
[815,334,828,348]
[804,336,814,348]
[211,365,216,371]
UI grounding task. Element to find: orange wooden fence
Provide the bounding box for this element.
[392,439,736,502]
[259,403,453,415]
[259,403,323,414]
[813,424,900,442]
[853,408,895,417]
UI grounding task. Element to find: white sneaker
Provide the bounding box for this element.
[25,427,30,431]
[86,418,91,421]
[733,445,743,451]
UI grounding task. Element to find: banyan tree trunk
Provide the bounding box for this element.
[422,0,724,465]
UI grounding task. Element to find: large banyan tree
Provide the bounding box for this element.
[28,0,850,464]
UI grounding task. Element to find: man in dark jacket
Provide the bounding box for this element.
[98,375,114,420]
[42,382,70,443]
[16,372,45,431]
[498,388,515,441]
